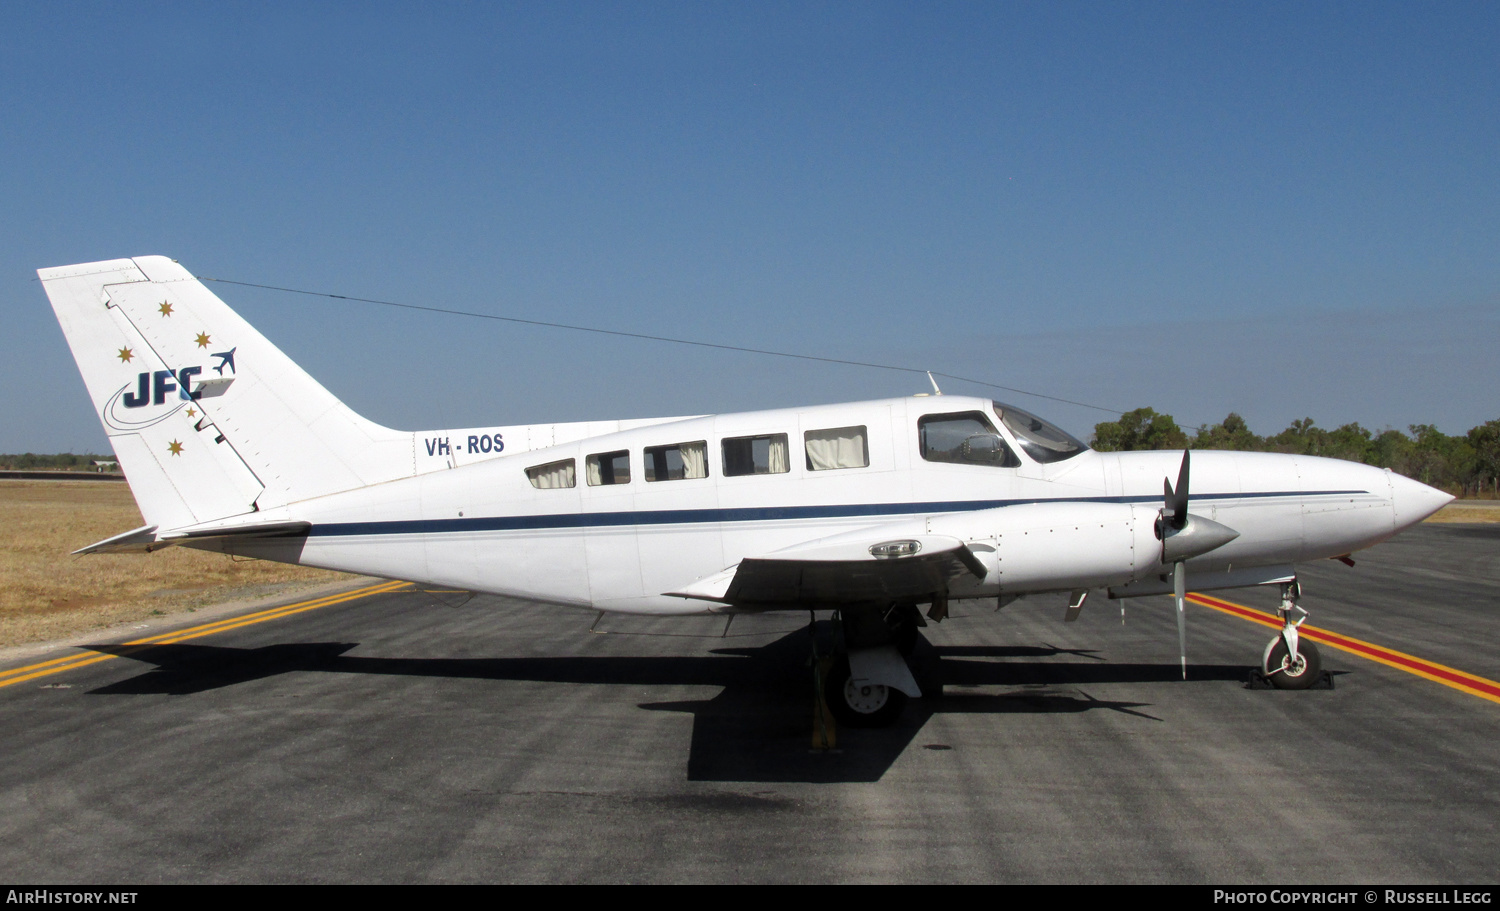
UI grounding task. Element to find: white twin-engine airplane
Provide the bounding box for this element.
[41,256,1453,727]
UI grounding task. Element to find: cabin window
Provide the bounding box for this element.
[919,412,1020,467]
[526,458,576,489]
[722,433,790,477]
[805,426,869,471]
[586,450,631,486]
[644,441,709,482]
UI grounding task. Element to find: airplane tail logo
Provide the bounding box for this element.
[39,257,415,530]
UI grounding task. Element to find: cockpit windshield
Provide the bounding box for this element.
[992,403,1088,463]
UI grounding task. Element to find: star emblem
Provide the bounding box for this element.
[186,407,197,418]
[167,440,184,456]
[117,347,133,362]
[159,301,173,316]
[195,332,211,348]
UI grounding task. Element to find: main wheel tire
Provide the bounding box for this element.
[1263,638,1323,690]
[823,657,908,728]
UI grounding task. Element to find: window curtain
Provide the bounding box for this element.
[767,436,789,473]
[805,427,868,470]
[680,442,707,479]
[528,460,575,489]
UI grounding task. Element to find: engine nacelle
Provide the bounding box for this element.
[928,501,1160,595]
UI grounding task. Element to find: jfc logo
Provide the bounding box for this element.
[104,349,238,432]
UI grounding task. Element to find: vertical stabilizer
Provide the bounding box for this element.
[40,256,415,530]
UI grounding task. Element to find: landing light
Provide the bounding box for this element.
[870,540,922,558]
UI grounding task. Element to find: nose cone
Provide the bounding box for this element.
[1389,471,1455,530]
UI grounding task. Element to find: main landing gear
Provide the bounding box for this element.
[823,655,908,728]
[1259,580,1324,689]
[817,602,932,728]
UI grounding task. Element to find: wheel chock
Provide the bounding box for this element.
[1246,668,1335,689]
[812,656,838,750]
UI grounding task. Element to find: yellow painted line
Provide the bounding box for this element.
[1188,592,1500,706]
[0,579,411,689]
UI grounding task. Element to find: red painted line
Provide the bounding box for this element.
[1187,592,1500,703]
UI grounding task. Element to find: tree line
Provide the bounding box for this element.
[1092,408,1500,497]
[0,453,117,471]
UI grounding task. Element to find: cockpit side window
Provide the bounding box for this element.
[993,403,1087,463]
[918,412,1020,467]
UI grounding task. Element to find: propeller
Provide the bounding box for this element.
[1163,450,1191,533]
[1157,451,1240,681]
[1164,452,1191,680]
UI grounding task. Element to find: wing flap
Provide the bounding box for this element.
[667,533,987,606]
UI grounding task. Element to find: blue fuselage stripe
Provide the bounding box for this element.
[304,490,1370,538]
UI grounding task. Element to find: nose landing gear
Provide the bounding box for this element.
[1257,580,1328,690]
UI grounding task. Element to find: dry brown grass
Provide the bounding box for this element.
[1427,503,1500,524]
[0,480,352,647]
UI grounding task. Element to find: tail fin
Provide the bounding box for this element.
[40,256,413,530]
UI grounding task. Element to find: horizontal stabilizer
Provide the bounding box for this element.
[75,519,311,555]
[160,520,311,542]
[73,525,161,554]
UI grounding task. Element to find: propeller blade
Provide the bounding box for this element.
[1164,450,1191,530]
[1174,560,1187,681]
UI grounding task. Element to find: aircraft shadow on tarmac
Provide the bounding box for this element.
[82,627,1255,783]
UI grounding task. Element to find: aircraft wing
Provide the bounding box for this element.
[667,533,987,606]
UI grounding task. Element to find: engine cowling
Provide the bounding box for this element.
[927,501,1162,595]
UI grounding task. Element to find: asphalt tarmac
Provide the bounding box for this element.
[0,523,1496,884]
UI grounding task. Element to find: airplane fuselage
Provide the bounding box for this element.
[216,394,1443,615]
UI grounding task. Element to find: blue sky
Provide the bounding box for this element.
[3,1,1496,453]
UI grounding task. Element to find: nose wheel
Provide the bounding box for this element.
[1263,637,1323,689]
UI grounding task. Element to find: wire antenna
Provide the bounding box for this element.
[198,275,1124,415]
